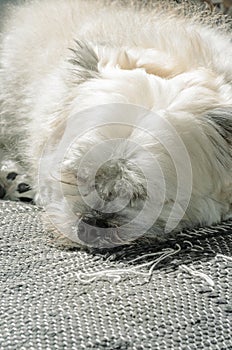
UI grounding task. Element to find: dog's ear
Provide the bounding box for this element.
[69,40,99,81]
[204,107,232,147]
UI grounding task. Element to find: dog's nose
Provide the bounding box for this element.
[76,215,123,248]
[81,216,111,228]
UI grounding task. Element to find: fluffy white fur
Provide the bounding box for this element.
[0,0,232,248]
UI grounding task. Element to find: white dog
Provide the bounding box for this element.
[0,0,231,248]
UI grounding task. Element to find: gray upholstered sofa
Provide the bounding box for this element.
[0,200,231,349]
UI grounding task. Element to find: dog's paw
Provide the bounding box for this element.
[6,173,35,202]
[0,160,35,203]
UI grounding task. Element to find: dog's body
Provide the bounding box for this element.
[0,0,232,248]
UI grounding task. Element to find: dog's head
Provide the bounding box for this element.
[38,41,232,249]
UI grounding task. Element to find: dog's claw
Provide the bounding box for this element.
[7,172,18,180]
[0,184,6,199]
[18,196,34,203]
[17,183,31,194]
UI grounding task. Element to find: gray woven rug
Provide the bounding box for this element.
[0,200,231,350]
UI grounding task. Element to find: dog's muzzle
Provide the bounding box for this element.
[76,215,127,249]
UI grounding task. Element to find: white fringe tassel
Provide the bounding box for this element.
[76,244,181,284]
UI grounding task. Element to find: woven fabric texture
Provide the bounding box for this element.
[0,200,231,349]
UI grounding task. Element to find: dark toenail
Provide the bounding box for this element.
[19,197,33,203]
[7,172,18,180]
[0,185,6,199]
[17,183,31,194]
